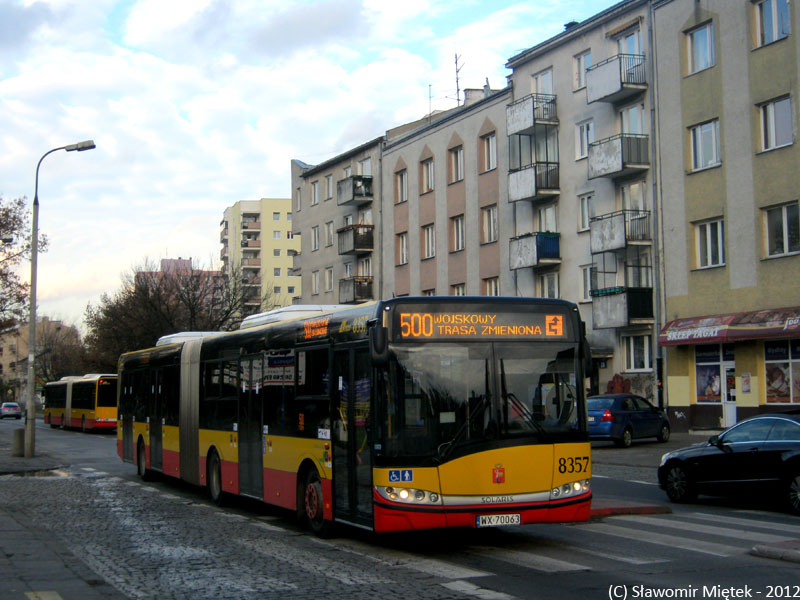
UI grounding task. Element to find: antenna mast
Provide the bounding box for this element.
[454,53,463,106]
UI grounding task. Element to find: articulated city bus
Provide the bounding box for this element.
[44,374,118,431]
[117,297,592,535]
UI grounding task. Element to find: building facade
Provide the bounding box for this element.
[220,199,300,313]
[653,0,800,429]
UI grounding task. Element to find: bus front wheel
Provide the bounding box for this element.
[136,439,150,481]
[302,469,332,538]
[207,449,225,507]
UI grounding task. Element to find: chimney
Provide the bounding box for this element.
[564,20,579,31]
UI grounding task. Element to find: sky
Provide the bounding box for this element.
[0,0,612,332]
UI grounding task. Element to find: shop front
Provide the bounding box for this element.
[659,306,800,431]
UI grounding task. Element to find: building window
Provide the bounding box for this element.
[396,233,408,265]
[451,215,465,252]
[273,211,280,221]
[311,181,319,205]
[449,146,464,183]
[274,267,281,277]
[287,231,294,239]
[537,204,557,233]
[273,249,281,257]
[325,267,333,292]
[760,97,793,151]
[311,225,319,251]
[574,50,591,90]
[576,119,594,159]
[764,340,800,403]
[755,0,790,47]
[579,193,595,232]
[359,157,371,176]
[765,202,800,256]
[273,230,281,240]
[423,289,436,296]
[451,283,466,296]
[343,214,353,227]
[483,277,499,296]
[325,221,334,247]
[538,272,559,299]
[481,205,498,243]
[344,262,353,278]
[311,271,319,295]
[343,165,352,178]
[287,212,292,222]
[288,286,295,295]
[482,133,497,171]
[623,334,652,371]
[274,286,281,294]
[580,265,592,302]
[422,224,436,259]
[696,219,725,268]
[621,103,645,134]
[295,187,301,211]
[690,120,721,170]
[357,256,372,277]
[421,159,434,193]
[533,68,553,95]
[325,175,333,200]
[395,170,408,204]
[687,22,715,74]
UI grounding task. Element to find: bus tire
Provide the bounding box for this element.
[301,468,332,538]
[81,416,87,432]
[207,449,225,507]
[136,438,150,481]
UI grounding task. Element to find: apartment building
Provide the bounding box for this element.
[220,199,300,313]
[653,0,800,429]
[380,88,511,297]
[505,0,657,400]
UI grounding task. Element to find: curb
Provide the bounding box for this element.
[751,541,800,564]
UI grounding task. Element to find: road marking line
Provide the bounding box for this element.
[573,546,666,565]
[469,546,590,572]
[687,512,800,534]
[441,580,516,599]
[581,522,733,556]
[609,514,793,543]
[25,593,63,600]
[81,467,96,471]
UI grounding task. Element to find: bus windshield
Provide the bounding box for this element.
[382,341,584,463]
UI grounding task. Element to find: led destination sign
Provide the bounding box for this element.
[394,309,568,341]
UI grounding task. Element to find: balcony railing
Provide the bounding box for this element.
[588,133,649,179]
[243,221,261,230]
[337,175,373,206]
[220,229,228,242]
[508,162,559,202]
[590,210,651,253]
[339,276,373,304]
[337,224,374,255]
[586,53,647,104]
[241,258,261,268]
[506,93,558,136]
[241,239,261,248]
[509,232,561,270]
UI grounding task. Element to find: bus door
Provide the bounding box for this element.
[121,374,134,461]
[149,369,163,471]
[332,346,373,527]
[238,355,264,499]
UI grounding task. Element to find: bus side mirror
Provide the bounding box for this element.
[370,325,389,367]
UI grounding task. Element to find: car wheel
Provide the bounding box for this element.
[207,449,225,506]
[786,473,800,516]
[664,463,696,503]
[657,423,670,443]
[301,468,332,538]
[615,428,633,448]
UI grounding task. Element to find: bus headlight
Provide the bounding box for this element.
[378,486,443,505]
[550,479,590,500]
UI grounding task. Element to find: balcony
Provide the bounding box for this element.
[590,210,651,254]
[220,229,228,243]
[508,163,559,203]
[588,134,649,180]
[339,276,373,304]
[590,263,653,328]
[242,220,261,231]
[506,94,558,136]
[242,276,261,286]
[241,239,261,249]
[338,224,374,255]
[509,232,561,270]
[242,257,261,269]
[337,175,373,206]
[586,53,647,104]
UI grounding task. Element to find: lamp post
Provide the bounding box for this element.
[25,140,95,458]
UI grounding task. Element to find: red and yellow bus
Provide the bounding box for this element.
[117,297,592,535]
[44,374,118,431]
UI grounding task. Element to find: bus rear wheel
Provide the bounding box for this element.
[207,450,225,507]
[136,439,150,481]
[81,416,87,432]
[301,469,332,538]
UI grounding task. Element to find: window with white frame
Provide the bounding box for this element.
[764,340,800,403]
[311,181,319,205]
[533,68,553,95]
[423,289,436,296]
[273,211,280,221]
[688,22,715,74]
[287,212,292,222]
[483,133,497,171]
[311,225,319,251]
[273,230,281,240]
[449,146,464,183]
[422,224,436,259]
[623,334,652,371]
[287,230,294,239]
[580,265,593,302]
[538,272,559,299]
[325,267,333,291]
[396,169,408,203]
[576,119,594,159]
[451,283,466,296]
[343,214,353,227]
[344,262,353,278]
[325,221,334,247]
[537,204,557,233]
[273,249,281,257]
[274,267,281,277]
[579,193,595,231]
[359,157,371,176]
[357,256,372,276]
[484,277,499,296]
[755,0,790,47]
[760,97,793,151]
[396,232,408,265]
[325,174,333,200]
[696,219,725,268]
[574,50,591,90]
[343,165,352,178]
[690,120,721,170]
[482,205,498,243]
[766,202,800,256]
[421,159,434,193]
[621,103,645,134]
[617,28,642,54]
[311,271,319,295]
[274,286,281,294]
[451,215,465,252]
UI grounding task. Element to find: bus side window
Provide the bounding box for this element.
[164,364,180,426]
[263,350,294,436]
[292,348,329,438]
[199,362,221,430]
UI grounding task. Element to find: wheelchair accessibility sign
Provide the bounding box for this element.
[388,469,413,483]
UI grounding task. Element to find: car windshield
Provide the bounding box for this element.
[588,397,615,411]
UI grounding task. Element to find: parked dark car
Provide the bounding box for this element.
[0,402,22,419]
[588,394,670,448]
[658,413,800,515]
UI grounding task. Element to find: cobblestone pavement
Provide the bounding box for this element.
[0,468,470,600]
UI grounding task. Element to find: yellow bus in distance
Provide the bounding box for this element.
[44,374,118,431]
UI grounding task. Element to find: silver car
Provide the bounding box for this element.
[0,402,22,419]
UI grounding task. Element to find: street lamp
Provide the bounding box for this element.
[25,140,96,458]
